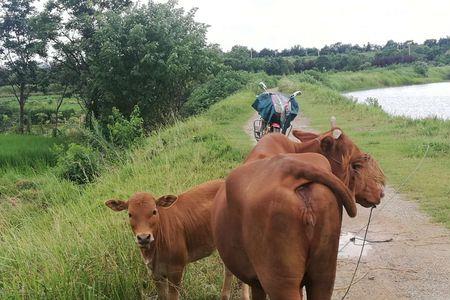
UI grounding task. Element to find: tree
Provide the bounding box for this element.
[0,0,48,133]
[43,0,132,128]
[91,1,220,127]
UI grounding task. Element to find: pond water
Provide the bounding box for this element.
[344,82,450,120]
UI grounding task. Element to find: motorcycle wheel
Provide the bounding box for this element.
[271,126,281,133]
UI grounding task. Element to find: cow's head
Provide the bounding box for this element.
[105,192,178,248]
[292,123,385,207]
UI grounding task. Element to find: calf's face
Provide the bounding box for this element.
[105,192,178,248]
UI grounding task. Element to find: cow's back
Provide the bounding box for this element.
[245,133,296,163]
[174,179,224,262]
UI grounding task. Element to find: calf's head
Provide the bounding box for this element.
[105,192,178,248]
[293,125,385,207]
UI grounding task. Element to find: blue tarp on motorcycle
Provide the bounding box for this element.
[252,92,299,129]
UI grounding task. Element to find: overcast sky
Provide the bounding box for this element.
[162,0,450,51]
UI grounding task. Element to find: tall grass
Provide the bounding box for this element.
[1,65,449,298]
[0,134,60,168]
[0,90,256,299]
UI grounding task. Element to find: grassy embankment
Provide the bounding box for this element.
[0,89,256,298]
[280,65,450,227]
[1,65,449,298]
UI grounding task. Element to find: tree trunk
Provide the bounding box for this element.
[18,83,26,134]
[19,98,25,134]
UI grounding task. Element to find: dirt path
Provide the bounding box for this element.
[245,113,450,300]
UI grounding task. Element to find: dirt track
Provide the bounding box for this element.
[245,113,450,300]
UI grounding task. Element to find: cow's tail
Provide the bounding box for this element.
[296,183,316,226]
[283,158,357,218]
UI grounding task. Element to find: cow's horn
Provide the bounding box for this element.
[332,129,342,139]
[330,116,336,128]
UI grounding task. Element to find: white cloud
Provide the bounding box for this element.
[169,0,450,51]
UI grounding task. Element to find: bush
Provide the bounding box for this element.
[181,71,251,116]
[55,143,100,184]
[107,106,144,149]
[365,97,381,108]
[414,61,429,76]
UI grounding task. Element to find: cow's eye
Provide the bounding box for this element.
[152,209,157,215]
[352,163,362,170]
[128,213,132,218]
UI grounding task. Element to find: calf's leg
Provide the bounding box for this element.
[152,274,168,300]
[167,267,184,300]
[220,266,233,300]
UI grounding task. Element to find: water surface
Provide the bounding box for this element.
[344,82,450,119]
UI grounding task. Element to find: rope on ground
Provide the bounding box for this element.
[339,143,430,254]
[340,207,374,300]
[339,144,431,299]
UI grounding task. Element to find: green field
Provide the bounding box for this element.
[0,66,449,298]
[0,134,59,168]
[0,94,81,112]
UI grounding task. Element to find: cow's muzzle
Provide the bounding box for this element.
[136,233,154,247]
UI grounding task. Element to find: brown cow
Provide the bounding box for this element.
[245,126,385,208]
[212,153,357,299]
[105,180,249,300]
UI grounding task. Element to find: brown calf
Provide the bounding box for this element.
[106,180,249,300]
[212,153,357,299]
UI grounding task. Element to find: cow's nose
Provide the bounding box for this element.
[136,234,152,245]
[380,189,385,198]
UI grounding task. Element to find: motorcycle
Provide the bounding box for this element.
[252,82,301,141]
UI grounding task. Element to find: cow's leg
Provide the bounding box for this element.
[304,256,336,300]
[251,284,267,300]
[220,266,233,300]
[240,282,250,300]
[152,274,168,300]
[167,267,184,300]
[305,281,334,300]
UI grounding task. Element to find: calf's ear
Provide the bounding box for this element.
[156,195,178,208]
[105,199,128,211]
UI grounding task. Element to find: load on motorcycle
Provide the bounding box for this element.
[252,82,301,141]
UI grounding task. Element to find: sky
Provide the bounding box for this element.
[161,0,450,51]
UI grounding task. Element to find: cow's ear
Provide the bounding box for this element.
[156,195,178,208]
[105,199,128,211]
[292,130,319,142]
[320,136,335,153]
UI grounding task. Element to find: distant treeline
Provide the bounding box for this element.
[1,0,449,134]
[223,38,450,74]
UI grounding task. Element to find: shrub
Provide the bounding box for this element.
[107,106,144,149]
[365,97,381,108]
[181,70,251,116]
[55,143,100,184]
[414,61,429,76]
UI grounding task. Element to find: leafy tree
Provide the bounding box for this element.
[92,1,221,127]
[43,0,132,128]
[224,45,253,71]
[0,0,49,133]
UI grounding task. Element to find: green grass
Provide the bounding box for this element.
[0,134,60,168]
[287,65,450,92]
[280,68,450,227]
[0,94,81,112]
[0,90,256,299]
[1,65,450,299]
